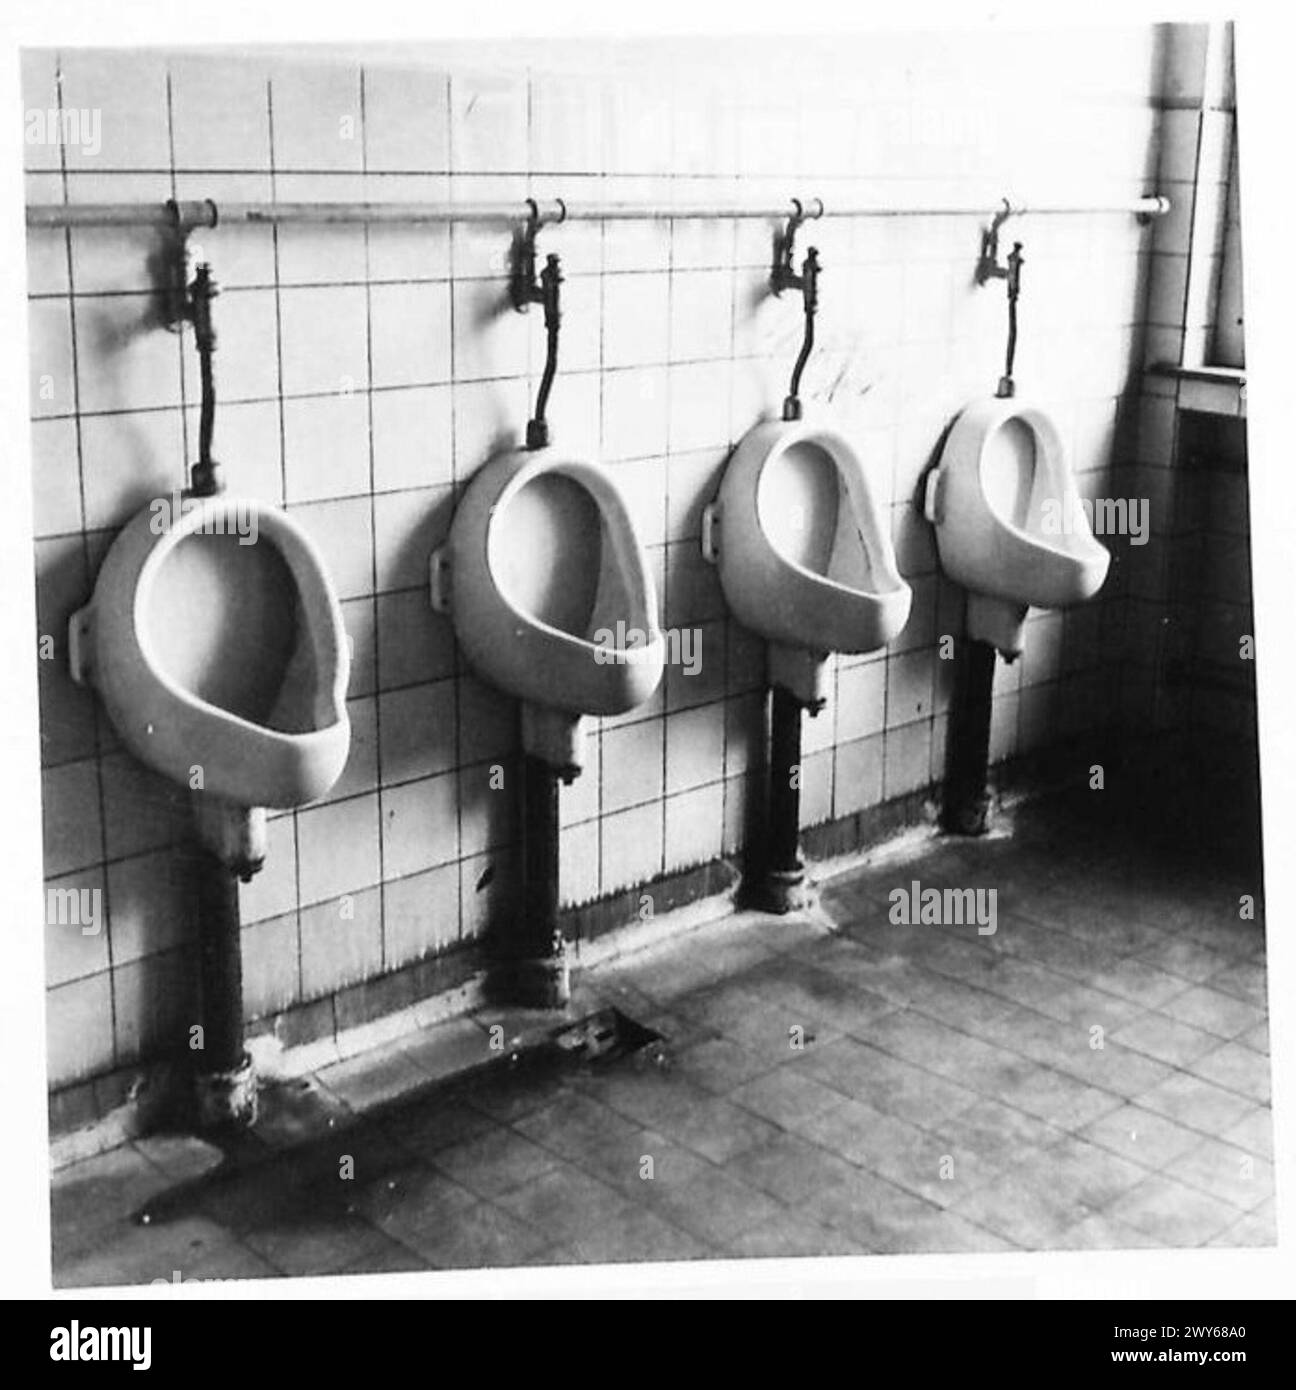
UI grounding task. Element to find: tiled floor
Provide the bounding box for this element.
[51,791,1274,1285]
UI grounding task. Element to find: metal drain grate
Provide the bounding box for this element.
[548,1007,665,1066]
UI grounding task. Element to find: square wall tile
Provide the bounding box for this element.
[73,295,185,416]
[883,719,932,799]
[459,846,519,944]
[202,399,283,504]
[300,886,382,999]
[663,782,724,874]
[41,758,101,877]
[834,734,885,817]
[170,54,272,170]
[458,761,517,859]
[362,66,451,172]
[601,367,668,462]
[376,591,457,689]
[665,702,726,795]
[78,408,184,532]
[452,376,530,479]
[543,370,602,461]
[669,361,732,454]
[383,860,460,968]
[241,912,300,1020]
[456,672,517,766]
[450,70,528,173]
[373,484,452,592]
[28,297,76,419]
[666,448,727,543]
[603,273,670,369]
[378,680,457,783]
[798,748,834,829]
[296,792,381,906]
[381,772,458,879]
[836,656,887,743]
[670,269,734,362]
[58,50,171,169]
[600,802,663,896]
[46,973,114,1088]
[372,385,453,492]
[271,62,364,171]
[608,457,668,550]
[106,848,192,966]
[30,416,82,538]
[560,820,600,907]
[113,948,195,1065]
[451,277,528,382]
[180,289,279,404]
[287,496,374,600]
[44,866,109,987]
[530,73,604,173]
[602,717,664,814]
[886,650,934,729]
[98,753,187,862]
[279,285,370,396]
[371,281,452,388]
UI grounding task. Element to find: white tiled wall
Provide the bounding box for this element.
[29,32,1165,1089]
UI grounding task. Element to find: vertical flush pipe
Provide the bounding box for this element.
[485,207,572,1009]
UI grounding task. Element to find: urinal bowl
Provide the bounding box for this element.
[69,494,352,828]
[926,397,1110,654]
[434,446,665,774]
[705,417,911,704]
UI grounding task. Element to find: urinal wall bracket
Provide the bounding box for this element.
[67,605,94,688]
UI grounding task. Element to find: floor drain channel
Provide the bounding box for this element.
[547,1007,666,1066]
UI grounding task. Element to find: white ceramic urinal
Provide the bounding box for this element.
[703,417,911,705]
[69,494,351,869]
[431,448,664,778]
[924,397,1110,657]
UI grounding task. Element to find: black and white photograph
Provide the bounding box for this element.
[3,0,1293,1319]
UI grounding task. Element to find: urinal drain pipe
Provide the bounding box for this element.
[942,638,997,835]
[192,848,257,1130]
[768,688,804,877]
[743,687,813,914]
[486,753,571,1008]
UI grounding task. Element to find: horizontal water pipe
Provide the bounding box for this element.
[25,193,1170,231]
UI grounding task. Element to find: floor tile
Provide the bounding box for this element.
[1104,1174,1241,1247]
[1108,1012,1223,1068]
[1133,1070,1256,1138]
[948,1169,1089,1249]
[1220,1108,1274,1160]
[1189,1041,1271,1104]
[1161,1137,1274,1212]
[430,1126,562,1199]
[1078,1104,1204,1171]
[1157,986,1266,1040]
